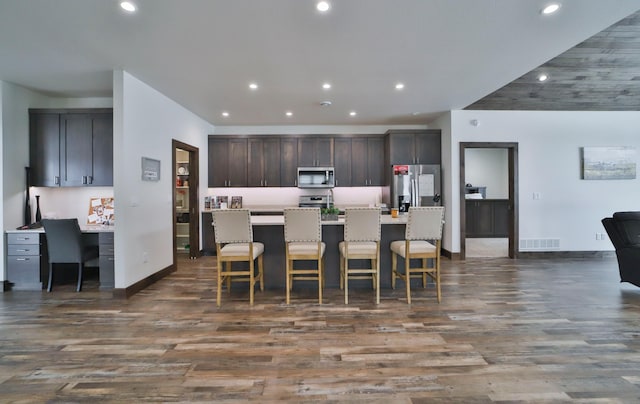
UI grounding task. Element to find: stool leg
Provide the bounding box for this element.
[76,263,83,292]
[47,263,53,292]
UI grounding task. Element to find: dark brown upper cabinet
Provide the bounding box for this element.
[29,109,113,187]
[386,129,441,165]
[280,137,298,187]
[333,137,352,187]
[298,137,334,167]
[248,137,281,187]
[208,137,247,187]
[351,136,385,186]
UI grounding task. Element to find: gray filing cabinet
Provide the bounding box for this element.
[99,232,114,289]
[6,233,42,290]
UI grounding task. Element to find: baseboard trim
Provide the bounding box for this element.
[1,281,10,292]
[112,264,176,299]
[441,248,461,260]
[517,250,616,259]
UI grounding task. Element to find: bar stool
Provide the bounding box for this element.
[283,208,325,304]
[390,206,444,304]
[339,207,381,304]
[212,209,264,306]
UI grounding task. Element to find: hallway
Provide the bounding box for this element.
[1,255,639,402]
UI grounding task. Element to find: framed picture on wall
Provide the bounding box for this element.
[581,146,636,180]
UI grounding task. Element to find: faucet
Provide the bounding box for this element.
[327,189,334,208]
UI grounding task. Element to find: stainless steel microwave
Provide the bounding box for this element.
[297,167,335,188]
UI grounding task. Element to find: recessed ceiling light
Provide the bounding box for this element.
[317,1,330,12]
[395,83,405,90]
[286,111,293,117]
[322,83,331,90]
[222,112,229,117]
[538,73,549,82]
[542,3,560,14]
[249,82,258,90]
[349,111,357,116]
[120,1,136,12]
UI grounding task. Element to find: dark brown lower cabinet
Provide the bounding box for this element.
[466,199,509,238]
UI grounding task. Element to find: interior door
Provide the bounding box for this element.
[173,140,200,264]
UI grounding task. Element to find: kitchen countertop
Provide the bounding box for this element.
[249,214,407,226]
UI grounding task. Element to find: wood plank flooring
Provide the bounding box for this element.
[2,255,640,402]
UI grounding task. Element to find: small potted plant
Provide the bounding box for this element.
[321,206,340,221]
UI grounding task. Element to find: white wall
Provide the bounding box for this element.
[444,110,640,253]
[113,71,213,288]
[431,112,453,252]
[465,148,508,199]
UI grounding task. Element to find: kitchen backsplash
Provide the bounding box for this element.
[205,187,383,208]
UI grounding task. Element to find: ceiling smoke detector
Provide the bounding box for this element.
[320,101,332,107]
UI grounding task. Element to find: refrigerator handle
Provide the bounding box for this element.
[411,178,417,207]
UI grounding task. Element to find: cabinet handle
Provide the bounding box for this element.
[82,176,87,185]
[264,180,267,187]
[54,176,60,185]
[88,176,93,184]
[16,237,32,241]
[16,258,30,261]
[16,249,31,252]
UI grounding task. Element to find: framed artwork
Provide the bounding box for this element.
[141,157,161,181]
[581,146,636,180]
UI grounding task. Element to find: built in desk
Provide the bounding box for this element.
[5,225,115,291]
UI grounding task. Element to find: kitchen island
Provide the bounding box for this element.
[207,213,426,290]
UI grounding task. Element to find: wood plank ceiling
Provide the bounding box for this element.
[466,10,640,111]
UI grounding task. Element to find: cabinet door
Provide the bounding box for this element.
[297,137,317,166]
[350,138,367,186]
[60,114,93,186]
[334,138,352,187]
[298,137,334,166]
[280,137,298,186]
[475,201,495,237]
[316,138,334,166]
[262,138,281,187]
[247,138,263,187]
[492,200,510,237]
[227,138,247,187]
[91,113,113,186]
[367,137,385,186]
[388,132,415,164]
[29,112,60,187]
[208,138,229,187]
[414,131,441,165]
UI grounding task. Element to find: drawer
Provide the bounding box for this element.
[99,232,114,244]
[7,255,42,291]
[7,244,40,256]
[7,233,40,245]
[99,244,115,256]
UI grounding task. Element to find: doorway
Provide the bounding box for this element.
[172,140,200,263]
[459,142,518,260]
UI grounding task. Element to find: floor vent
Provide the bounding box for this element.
[519,238,560,250]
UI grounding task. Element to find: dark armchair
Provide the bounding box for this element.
[41,219,99,292]
[602,212,640,287]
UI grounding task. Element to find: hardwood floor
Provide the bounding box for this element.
[2,255,640,402]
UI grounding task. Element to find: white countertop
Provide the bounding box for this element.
[6,224,115,234]
[249,215,407,226]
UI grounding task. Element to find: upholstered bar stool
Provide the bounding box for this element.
[339,207,381,304]
[390,206,444,304]
[283,208,325,304]
[211,209,264,306]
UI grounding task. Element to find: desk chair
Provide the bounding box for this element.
[284,208,325,304]
[41,218,99,292]
[339,207,381,304]
[212,209,264,306]
[390,206,444,304]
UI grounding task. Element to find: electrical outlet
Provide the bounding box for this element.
[533,192,542,200]
[142,252,149,263]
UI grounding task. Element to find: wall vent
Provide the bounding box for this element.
[519,238,560,251]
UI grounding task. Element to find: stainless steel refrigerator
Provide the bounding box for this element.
[388,164,441,212]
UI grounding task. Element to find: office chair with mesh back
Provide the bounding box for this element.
[41,219,99,292]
